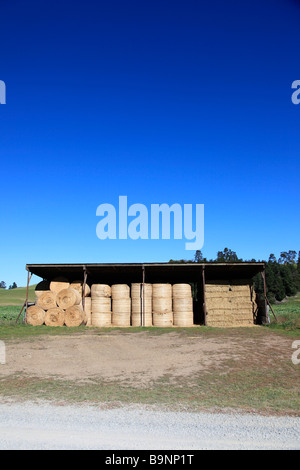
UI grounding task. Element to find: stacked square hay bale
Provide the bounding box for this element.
[27,277,90,327]
[91,284,112,327]
[152,283,173,327]
[172,283,194,327]
[205,279,255,327]
[111,284,131,327]
[131,283,153,326]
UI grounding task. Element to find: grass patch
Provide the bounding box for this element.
[0,285,36,306]
[269,292,300,332]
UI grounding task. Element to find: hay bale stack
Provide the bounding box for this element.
[152,283,173,327]
[49,277,70,294]
[131,283,153,327]
[57,288,81,310]
[64,305,84,327]
[205,280,254,327]
[45,308,65,327]
[70,280,91,297]
[112,285,131,327]
[26,305,45,326]
[36,291,57,310]
[172,283,194,327]
[91,284,112,327]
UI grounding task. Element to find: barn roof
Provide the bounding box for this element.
[26,262,265,284]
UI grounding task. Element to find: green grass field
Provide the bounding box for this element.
[0,285,36,306]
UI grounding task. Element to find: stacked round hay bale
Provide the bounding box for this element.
[70,280,91,326]
[91,284,112,327]
[172,284,194,327]
[131,283,153,327]
[111,284,131,327]
[152,283,173,327]
[55,284,85,326]
[30,277,85,327]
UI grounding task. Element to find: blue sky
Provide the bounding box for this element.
[0,0,299,287]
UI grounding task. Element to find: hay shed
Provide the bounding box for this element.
[24,262,266,327]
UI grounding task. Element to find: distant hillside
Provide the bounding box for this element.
[0,285,36,306]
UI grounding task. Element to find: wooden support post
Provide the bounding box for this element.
[82,266,87,313]
[202,265,207,326]
[16,270,32,324]
[142,265,145,327]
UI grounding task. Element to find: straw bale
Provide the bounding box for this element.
[50,277,70,294]
[36,291,57,310]
[64,305,84,327]
[112,298,131,314]
[70,281,91,297]
[173,311,194,327]
[152,297,172,314]
[92,312,112,327]
[26,305,45,326]
[131,283,152,298]
[153,311,173,327]
[91,297,111,313]
[45,308,65,327]
[152,283,172,298]
[172,284,192,298]
[111,284,130,299]
[57,288,81,310]
[91,284,111,298]
[173,297,193,312]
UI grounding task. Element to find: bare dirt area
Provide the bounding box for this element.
[0,329,289,385]
[0,328,299,415]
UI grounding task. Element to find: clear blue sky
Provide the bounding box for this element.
[0,0,299,287]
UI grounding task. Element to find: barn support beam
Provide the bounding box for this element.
[202,265,207,326]
[16,269,32,324]
[142,265,145,327]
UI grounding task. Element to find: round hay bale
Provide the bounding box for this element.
[35,280,50,298]
[152,311,173,327]
[91,284,111,298]
[173,297,193,312]
[57,288,81,310]
[92,297,111,313]
[131,296,152,314]
[131,283,152,298]
[112,298,131,314]
[112,312,131,327]
[64,305,84,327]
[49,277,70,294]
[45,308,65,327]
[36,291,57,310]
[172,283,192,298]
[173,312,194,327]
[152,283,172,298]
[131,313,153,327]
[152,297,172,314]
[26,306,45,326]
[92,312,112,327]
[111,284,130,299]
[70,281,91,297]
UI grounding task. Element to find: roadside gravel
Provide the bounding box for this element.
[0,401,299,450]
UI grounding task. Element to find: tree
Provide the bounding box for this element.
[8,282,17,290]
[216,248,239,262]
[0,281,6,289]
[278,250,297,264]
[194,250,204,263]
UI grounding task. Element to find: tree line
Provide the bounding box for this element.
[169,248,300,303]
[0,281,18,290]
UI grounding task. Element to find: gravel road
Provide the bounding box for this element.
[0,402,299,450]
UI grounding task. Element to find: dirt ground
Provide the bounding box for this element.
[0,329,293,388]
